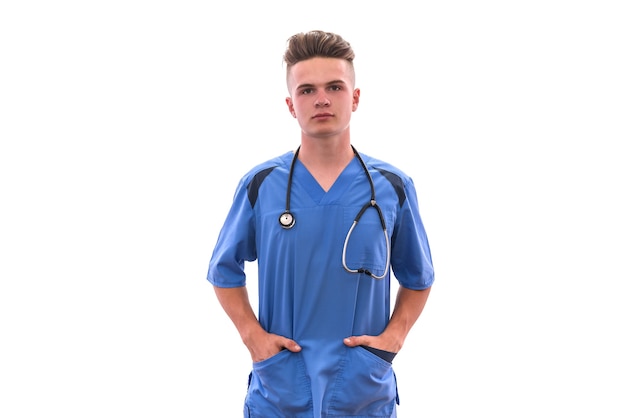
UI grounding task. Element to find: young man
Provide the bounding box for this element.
[207,30,434,418]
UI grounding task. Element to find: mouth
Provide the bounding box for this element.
[313,113,333,119]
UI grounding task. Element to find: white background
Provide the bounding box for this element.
[1,1,625,417]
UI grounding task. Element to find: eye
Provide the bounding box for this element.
[329,85,342,91]
[300,88,314,95]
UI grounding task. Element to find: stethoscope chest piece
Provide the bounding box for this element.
[279,211,295,229]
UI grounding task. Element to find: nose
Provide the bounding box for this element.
[315,93,330,107]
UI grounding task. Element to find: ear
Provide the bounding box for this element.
[285,97,297,118]
[352,88,360,112]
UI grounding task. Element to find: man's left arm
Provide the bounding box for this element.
[343,285,432,353]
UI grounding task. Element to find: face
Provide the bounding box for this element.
[285,57,360,139]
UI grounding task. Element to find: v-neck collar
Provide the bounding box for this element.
[293,156,362,205]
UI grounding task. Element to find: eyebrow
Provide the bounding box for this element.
[296,80,347,91]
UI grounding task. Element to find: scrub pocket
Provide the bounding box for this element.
[244,349,313,418]
[342,207,392,278]
[324,346,398,417]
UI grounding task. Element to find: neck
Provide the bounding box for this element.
[298,133,354,170]
[295,137,356,192]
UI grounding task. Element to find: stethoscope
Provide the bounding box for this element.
[278,145,391,279]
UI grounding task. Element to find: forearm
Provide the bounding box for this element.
[213,285,301,361]
[381,286,432,352]
[213,286,265,345]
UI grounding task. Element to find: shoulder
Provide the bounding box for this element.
[239,151,294,185]
[359,152,413,183]
[359,152,416,207]
[235,151,294,208]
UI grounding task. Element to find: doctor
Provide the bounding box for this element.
[207,30,435,417]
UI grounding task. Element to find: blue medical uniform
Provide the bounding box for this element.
[208,150,434,418]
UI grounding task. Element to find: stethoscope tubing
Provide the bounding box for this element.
[279,145,391,279]
[341,217,390,279]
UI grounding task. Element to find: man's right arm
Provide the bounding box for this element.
[213,286,301,362]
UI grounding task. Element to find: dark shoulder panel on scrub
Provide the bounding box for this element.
[376,168,406,207]
[247,166,276,208]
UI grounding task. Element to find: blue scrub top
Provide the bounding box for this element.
[208,150,434,418]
